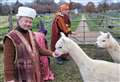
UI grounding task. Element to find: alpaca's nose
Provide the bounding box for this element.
[95,42,97,45]
[95,42,99,46]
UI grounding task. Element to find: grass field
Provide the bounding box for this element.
[0,45,113,82]
[48,44,113,82]
[0,50,4,81]
[0,13,82,81]
[0,13,116,82]
[0,13,117,82]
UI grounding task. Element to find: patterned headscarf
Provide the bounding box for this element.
[58,3,70,12]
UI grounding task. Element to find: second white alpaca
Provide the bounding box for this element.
[55,32,120,82]
[96,32,120,63]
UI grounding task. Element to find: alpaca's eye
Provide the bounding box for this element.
[58,46,62,48]
[102,40,106,42]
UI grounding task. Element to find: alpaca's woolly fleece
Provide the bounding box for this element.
[55,32,120,82]
[96,32,120,63]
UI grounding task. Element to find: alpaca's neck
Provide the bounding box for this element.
[107,37,120,62]
[68,40,92,67]
[107,37,120,54]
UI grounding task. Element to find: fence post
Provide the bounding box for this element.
[82,15,86,44]
[8,6,13,32]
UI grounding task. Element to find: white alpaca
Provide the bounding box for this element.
[55,32,120,82]
[96,32,120,63]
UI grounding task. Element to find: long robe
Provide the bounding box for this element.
[51,13,71,51]
[34,32,54,81]
[4,29,53,82]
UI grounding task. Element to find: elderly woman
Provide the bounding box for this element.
[3,6,60,82]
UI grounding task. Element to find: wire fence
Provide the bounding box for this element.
[87,13,120,36]
[0,12,120,81]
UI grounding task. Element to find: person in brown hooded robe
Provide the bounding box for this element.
[51,3,72,64]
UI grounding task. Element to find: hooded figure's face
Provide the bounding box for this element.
[59,3,70,15]
[62,9,70,15]
[18,17,33,31]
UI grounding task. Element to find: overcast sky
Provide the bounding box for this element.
[55,0,120,5]
[2,0,120,5]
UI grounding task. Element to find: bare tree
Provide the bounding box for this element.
[85,2,96,13]
[97,0,110,13]
[8,6,13,32]
[96,0,111,27]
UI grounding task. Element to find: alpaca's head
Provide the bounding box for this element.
[55,32,71,55]
[96,32,112,48]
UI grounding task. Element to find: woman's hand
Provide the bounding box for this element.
[52,50,63,58]
[7,80,15,82]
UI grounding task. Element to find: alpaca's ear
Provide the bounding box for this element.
[62,37,66,42]
[106,32,111,39]
[100,31,104,35]
[60,32,66,37]
[107,32,111,35]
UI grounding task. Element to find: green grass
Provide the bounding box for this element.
[86,19,99,31]
[0,44,113,82]
[86,14,120,38]
[86,14,106,31]
[0,14,81,81]
[48,58,82,82]
[47,44,113,82]
[32,14,81,44]
[0,13,114,82]
[0,50,4,82]
[71,14,81,31]
[0,16,8,28]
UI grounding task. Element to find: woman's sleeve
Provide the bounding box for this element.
[38,46,53,56]
[34,38,53,56]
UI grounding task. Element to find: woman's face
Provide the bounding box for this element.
[18,17,33,30]
[62,9,70,15]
